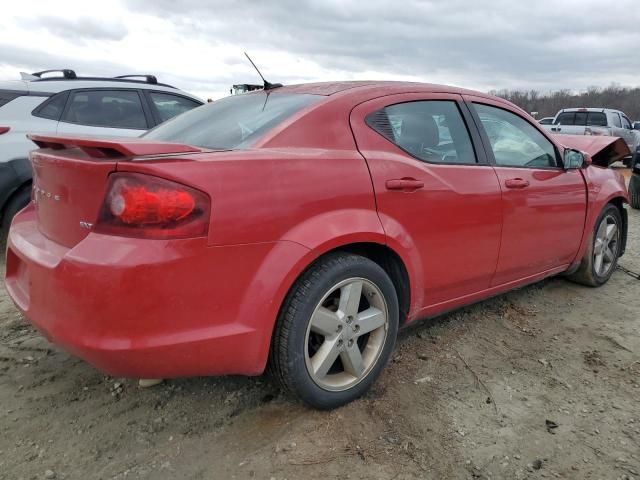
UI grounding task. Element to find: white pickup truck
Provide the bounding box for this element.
[542,108,640,166]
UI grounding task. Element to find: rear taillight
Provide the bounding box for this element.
[95,173,210,239]
[0,126,10,135]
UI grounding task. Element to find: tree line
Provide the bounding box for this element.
[491,85,640,121]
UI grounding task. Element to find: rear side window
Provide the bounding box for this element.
[554,112,574,125]
[62,90,147,129]
[33,92,68,120]
[149,92,201,123]
[144,92,322,149]
[366,100,477,164]
[587,112,607,126]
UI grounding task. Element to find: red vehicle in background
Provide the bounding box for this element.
[4,82,629,409]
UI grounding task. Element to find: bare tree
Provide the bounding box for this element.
[493,85,640,120]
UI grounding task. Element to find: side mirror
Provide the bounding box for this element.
[564,148,591,169]
[633,122,640,131]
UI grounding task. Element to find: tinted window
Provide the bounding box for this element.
[34,92,67,120]
[149,92,201,123]
[63,90,147,129]
[574,111,587,126]
[145,92,322,149]
[0,90,23,108]
[611,113,622,128]
[367,101,476,164]
[555,112,574,125]
[621,115,632,129]
[587,112,607,126]
[474,104,558,168]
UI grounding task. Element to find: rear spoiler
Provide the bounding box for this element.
[28,134,201,159]
[553,134,631,167]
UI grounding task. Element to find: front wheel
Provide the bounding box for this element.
[270,253,399,409]
[567,204,622,287]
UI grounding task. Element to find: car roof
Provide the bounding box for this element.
[278,80,495,99]
[559,108,618,114]
[0,76,202,102]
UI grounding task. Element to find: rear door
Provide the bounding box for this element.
[465,96,587,285]
[350,93,503,308]
[57,89,150,137]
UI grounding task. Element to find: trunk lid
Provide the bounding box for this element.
[28,134,201,248]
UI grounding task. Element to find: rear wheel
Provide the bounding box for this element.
[270,253,399,409]
[567,204,622,286]
[629,174,640,210]
[1,185,31,251]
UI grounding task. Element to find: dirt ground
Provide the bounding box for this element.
[1,178,639,480]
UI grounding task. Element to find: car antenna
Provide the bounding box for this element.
[244,52,282,91]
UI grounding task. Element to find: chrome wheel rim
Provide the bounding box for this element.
[304,278,389,392]
[593,214,619,277]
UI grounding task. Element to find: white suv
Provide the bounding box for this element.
[0,69,203,241]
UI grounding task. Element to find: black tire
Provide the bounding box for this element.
[567,204,622,287]
[270,253,399,409]
[629,174,640,210]
[1,185,31,251]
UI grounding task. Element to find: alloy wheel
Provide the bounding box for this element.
[304,278,389,392]
[593,214,620,277]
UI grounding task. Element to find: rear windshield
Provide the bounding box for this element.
[143,92,322,149]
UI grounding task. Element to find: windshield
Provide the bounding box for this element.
[144,92,323,150]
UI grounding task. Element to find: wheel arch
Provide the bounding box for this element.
[302,242,412,326]
[608,196,628,256]
[0,158,32,222]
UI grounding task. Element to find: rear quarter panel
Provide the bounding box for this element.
[117,146,385,374]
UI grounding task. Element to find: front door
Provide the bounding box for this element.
[350,93,503,309]
[466,97,587,286]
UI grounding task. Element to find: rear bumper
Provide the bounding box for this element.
[4,207,308,378]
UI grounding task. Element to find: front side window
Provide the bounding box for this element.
[366,100,476,164]
[149,92,202,123]
[144,92,322,150]
[474,103,558,168]
[587,112,607,126]
[62,90,147,129]
[621,115,632,129]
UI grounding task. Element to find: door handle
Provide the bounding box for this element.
[385,178,425,191]
[504,178,530,189]
[551,127,561,132]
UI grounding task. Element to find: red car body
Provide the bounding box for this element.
[4,82,629,379]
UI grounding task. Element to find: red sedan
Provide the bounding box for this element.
[4,82,629,409]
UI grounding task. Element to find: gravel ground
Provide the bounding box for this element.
[1,176,639,480]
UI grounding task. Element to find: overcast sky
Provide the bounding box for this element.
[1,0,639,100]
